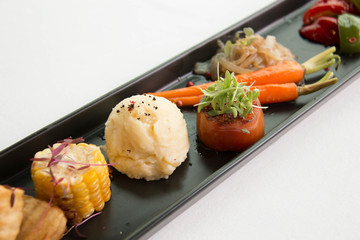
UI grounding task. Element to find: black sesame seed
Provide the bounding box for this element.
[128,104,135,111]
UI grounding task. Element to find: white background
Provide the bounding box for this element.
[1,0,360,239]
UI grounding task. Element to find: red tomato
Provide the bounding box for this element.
[299,16,340,46]
[196,99,265,152]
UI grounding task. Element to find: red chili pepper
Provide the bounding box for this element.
[299,16,340,46]
[303,0,360,25]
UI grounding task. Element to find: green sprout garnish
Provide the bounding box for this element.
[196,71,260,118]
[224,27,256,58]
[241,129,250,134]
[224,40,233,58]
[235,27,255,45]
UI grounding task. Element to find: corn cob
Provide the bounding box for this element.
[31,141,111,224]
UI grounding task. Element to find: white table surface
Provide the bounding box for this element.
[1,0,360,239]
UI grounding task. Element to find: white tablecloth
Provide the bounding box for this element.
[1,0,360,239]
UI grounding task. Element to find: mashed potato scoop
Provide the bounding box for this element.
[105,94,190,181]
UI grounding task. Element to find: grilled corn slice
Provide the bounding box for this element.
[31,142,111,224]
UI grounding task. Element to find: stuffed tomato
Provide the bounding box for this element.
[196,71,265,152]
[197,98,264,152]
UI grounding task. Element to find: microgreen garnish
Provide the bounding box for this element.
[224,40,233,58]
[241,129,250,134]
[29,137,85,167]
[235,27,255,45]
[58,137,85,145]
[224,27,255,58]
[3,185,16,208]
[196,71,260,118]
[74,211,103,238]
[35,175,62,232]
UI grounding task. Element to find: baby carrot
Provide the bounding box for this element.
[237,46,340,85]
[257,71,337,104]
[152,62,300,100]
[150,47,340,99]
[151,82,209,99]
[256,83,298,104]
[167,76,338,106]
[166,84,297,106]
[169,95,203,107]
[152,62,301,99]
[236,61,304,85]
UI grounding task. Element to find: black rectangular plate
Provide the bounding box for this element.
[1,0,360,239]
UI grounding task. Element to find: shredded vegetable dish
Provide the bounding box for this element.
[209,28,296,80]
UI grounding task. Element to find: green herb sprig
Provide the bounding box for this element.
[224,27,255,58]
[196,71,260,118]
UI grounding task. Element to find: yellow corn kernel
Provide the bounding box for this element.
[31,142,111,224]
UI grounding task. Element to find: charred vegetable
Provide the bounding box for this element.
[195,71,265,152]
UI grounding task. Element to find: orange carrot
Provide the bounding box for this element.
[256,83,298,104]
[166,84,298,106]
[151,61,312,99]
[166,77,338,106]
[258,75,338,104]
[168,95,203,107]
[236,61,304,85]
[151,82,209,99]
[150,47,340,99]
[236,45,340,84]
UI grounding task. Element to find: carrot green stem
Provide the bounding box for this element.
[317,71,334,83]
[298,71,338,96]
[301,46,341,75]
